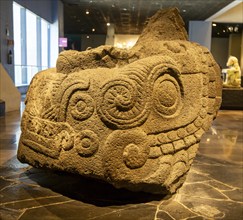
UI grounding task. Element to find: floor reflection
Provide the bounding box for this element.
[199,110,243,164]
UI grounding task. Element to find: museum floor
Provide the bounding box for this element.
[0,105,242,219]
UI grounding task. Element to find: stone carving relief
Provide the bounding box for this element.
[17,8,222,194]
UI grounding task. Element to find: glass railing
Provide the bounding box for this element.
[14,65,48,86]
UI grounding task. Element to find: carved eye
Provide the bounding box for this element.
[69,91,94,121]
[158,80,178,107]
[153,74,182,117]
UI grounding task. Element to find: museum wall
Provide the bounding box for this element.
[0,0,15,81]
[211,38,229,69]
[189,21,212,50]
[229,33,242,72]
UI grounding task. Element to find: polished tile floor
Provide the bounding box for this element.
[0,106,242,220]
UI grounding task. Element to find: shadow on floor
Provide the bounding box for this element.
[22,166,169,207]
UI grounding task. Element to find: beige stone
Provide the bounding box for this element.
[17,8,222,194]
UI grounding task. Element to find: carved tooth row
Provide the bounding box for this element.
[149,146,163,158]
[156,122,199,145]
[160,143,174,155]
[194,116,204,128]
[184,135,197,147]
[173,139,186,151]
[155,128,202,158]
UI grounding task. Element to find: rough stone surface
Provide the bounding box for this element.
[17,8,222,194]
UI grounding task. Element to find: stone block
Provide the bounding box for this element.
[17,8,222,194]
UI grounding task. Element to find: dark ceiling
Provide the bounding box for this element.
[62,0,235,35]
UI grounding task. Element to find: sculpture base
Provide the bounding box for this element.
[221,88,243,110]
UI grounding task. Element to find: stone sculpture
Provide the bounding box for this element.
[223,55,241,88]
[17,8,222,194]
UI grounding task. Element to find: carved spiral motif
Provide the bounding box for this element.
[123,143,149,169]
[98,79,149,129]
[54,130,74,151]
[75,130,99,157]
[103,128,150,182]
[69,91,94,121]
[153,74,182,117]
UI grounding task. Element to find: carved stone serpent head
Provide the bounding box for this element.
[17,8,222,194]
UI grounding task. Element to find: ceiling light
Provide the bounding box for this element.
[212,23,217,27]
[182,9,186,13]
[228,26,233,32]
[92,28,95,32]
[234,26,239,32]
[223,30,226,33]
[87,35,90,39]
[107,22,111,26]
[123,8,127,11]
[86,9,90,15]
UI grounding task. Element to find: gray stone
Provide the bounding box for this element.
[17,8,222,194]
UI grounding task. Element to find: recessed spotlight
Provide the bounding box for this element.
[234,26,239,32]
[87,35,90,39]
[92,28,95,32]
[86,9,90,15]
[212,23,217,27]
[223,30,226,33]
[107,22,111,26]
[182,9,186,13]
[123,8,127,11]
[228,26,233,32]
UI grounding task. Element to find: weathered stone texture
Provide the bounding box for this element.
[17,8,222,194]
